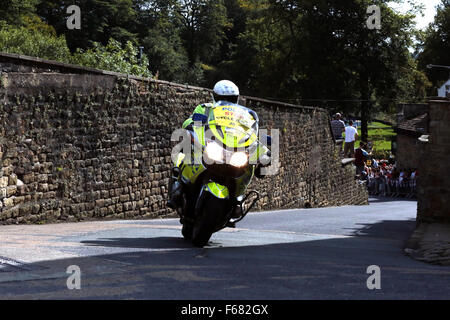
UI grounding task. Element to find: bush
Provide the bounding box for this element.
[0,22,152,78]
[71,39,152,78]
[0,23,72,62]
[371,149,392,160]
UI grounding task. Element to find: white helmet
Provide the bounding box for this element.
[213,80,239,98]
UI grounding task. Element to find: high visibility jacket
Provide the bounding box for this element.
[182,103,214,129]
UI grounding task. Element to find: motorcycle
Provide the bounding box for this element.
[171,101,271,247]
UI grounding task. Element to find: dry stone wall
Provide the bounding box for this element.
[0,55,367,224]
[245,97,368,210]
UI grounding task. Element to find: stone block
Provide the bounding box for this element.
[8,174,17,186]
[3,197,14,207]
[0,176,8,188]
[6,186,16,197]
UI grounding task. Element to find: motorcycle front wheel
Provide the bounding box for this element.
[182,223,193,240]
[192,193,229,247]
[180,192,195,240]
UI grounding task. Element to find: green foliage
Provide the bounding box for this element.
[137,0,190,82]
[71,39,152,77]
[37,0,139,51]
[418,0,450,93]
[143,28,188,81]
[0,24,151,78]
[221,0,430,141]
[178,0,230,67]
[396,57,432,102]
[0,0,39,26]
[0,0,439,106]
[357,122,396,158]
[0,24,72,62]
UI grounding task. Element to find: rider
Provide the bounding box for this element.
[182,80,240,130]
[167,80,240,209]
[167,80,270,210]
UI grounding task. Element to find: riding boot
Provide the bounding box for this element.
[167,167,182,209]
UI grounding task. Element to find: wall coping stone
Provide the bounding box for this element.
[0,51,324,113]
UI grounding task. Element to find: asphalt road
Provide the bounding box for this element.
[0,197,449,300]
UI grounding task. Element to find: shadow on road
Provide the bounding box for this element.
[79,219,418,250]
[368,196,417,203]
[0,219,448,300]
[81,237,192,249]
[347,219,417,241]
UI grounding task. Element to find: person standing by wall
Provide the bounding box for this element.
[331,113,346,140]
[344,120,358,158]
[331,113,346,155]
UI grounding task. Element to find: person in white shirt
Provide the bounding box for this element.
[343,120,359,158]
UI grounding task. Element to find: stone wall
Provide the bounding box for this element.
[245,97,368,210]
[417,100,450,224]
[395,134,421,170]
[0,54,368,224]
[397,103,428,123]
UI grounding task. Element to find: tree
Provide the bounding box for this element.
[216,0,291,96]
[0,0,39,26]
[37,0,138,51]
[4,0,430,116]
[177,0,230,68]
[134,0,191,82]
[418,0,450,94]
[225,0,429,142]
[142,30,188,82]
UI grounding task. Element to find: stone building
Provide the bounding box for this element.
[416,100,450,223]
[394,103,428,170]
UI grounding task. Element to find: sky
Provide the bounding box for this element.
[389,0,442,30]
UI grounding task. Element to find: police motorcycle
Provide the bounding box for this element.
[171,101,271,247]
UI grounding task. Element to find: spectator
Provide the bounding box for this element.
[354,141,369,177]
[331,113,346,140]
[388,154,395,165]
[409,169,417,196]
[399,170,405,184]
[372,158,378,169]
[364,161,417,198]
[344,120,359,158]
[331,113,346,156]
